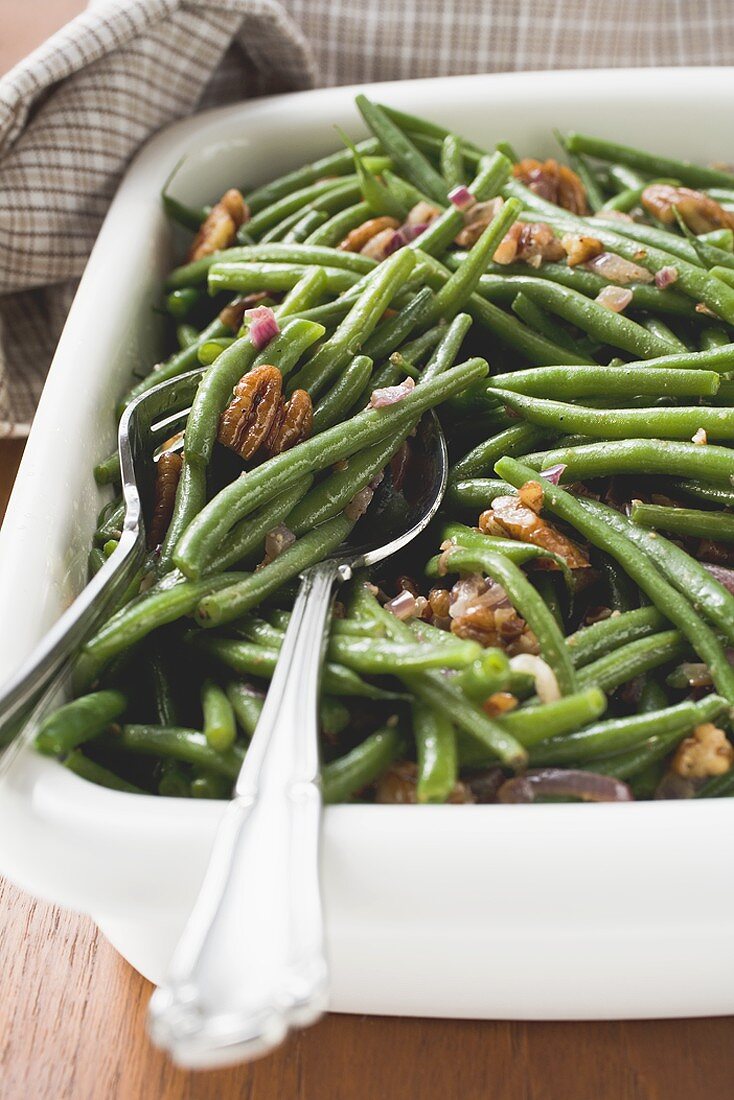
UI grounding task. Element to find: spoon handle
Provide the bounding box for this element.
[148,558,342,1068]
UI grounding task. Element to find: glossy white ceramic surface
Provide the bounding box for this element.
[1,69,733,1018]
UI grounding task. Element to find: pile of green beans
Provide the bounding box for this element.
[43,99,734,804]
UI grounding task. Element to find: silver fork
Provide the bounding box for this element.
[0,368,205,768]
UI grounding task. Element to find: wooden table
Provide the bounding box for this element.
[2,5,734,1097]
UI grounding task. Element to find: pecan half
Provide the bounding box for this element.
[188,188,249,262]
[479,493,590,570]
[338,216,399,252]
[514,158,588,215]
[360,227,399,261]
[261,388,313,457]
[492,219,565,267]
[218,365,283,461]
[561,232,604,266]
[148,450,183,549]
[641,184,734,234]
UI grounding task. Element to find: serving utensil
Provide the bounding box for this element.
[0,368,202,770]
[147,410,447,1069]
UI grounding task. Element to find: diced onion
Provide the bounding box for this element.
[509,653,560,703]
[595,285,633,313]
[540,463,566,485]
[369,377,416,408]
[245,305,280,350]
[448,184,475,210]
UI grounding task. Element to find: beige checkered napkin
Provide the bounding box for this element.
[2,0,734,433]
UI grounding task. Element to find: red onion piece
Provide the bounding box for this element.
[510,653,560,703]
[586,252,653,285]
[384,589,418,621]
[264,523,295,562]
[245,305,280,350]
[655,265,679,289]
[448,184,475,210]
[403,221,428,241]
[345,485,374,521]
[702,563,734,594]
[498,768,634,803]
[385,228,408,255]
[595,285,633,313]
[540,463,567,485]
[369,377,416,408]
[654,772,699,800]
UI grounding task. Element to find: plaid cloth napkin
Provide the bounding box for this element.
[1,0,734,434]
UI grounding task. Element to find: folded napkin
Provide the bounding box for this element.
[1,0,733,434]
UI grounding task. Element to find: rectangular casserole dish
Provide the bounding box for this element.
[1,68,733,1018]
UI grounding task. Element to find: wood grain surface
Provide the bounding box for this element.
[2,5,734,1098]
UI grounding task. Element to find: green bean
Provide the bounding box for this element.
[349,585,526,767]
[417,253,594,365]
[331,634,482,674]
[488,387,734,442]
[700,326,731,350]
[430,523,571,575]
[640,316,688,352]
[360,288,435,364]
[225,681,264,739]
[208,262,360,298]
[566,606,668,667]
[339,131,406,219]
[453,648,511,702]
[305,201,371,246]
[150,648,178,725]
[95,499,125,545]
[577,630,687,693]
[288,434,407,536]
[275,267,328,319]
[322,726,403,803]
[529,695,727,766]
[630,501,734,542]
[190,635,403,700]
[88,547,106,578]
[246,177,362,238]
[440,134,465,188]
[356,96,448,203]
[395,323,447,366]
[380,105,485,163]
[93,451,121,487]
[591,215,706,266]
[245,139,380,214]
[520,438,734,486]
[511,293,579,353]
[287,248,418,397]
[592,727,689,780]
[420,313,472,383]
[166,287,201,318]
[158,761,192,797]
[452,422,551,480]
[196,513,354,627]
[113,725,244,780]
[676,480,734,506]
[173,357,488,580]
[486,364,721,400]
[73,572,248,690]
[283,209,328,243]
[497,455,734,699]
[201,678,237,751]
[118,316,229,412]
[435,543,577,694]
[162,192,209,230]
[554,129,605,211]
[175,243,377,287]
[423,198,521,325]
[312,355,373,433]
[606,164,648,193]
[35,690,127,756]
[197,337,234,365]
[320,696,351,738]
[413,701,457,803]
[579,499,734,646]
[457,689,608,765]
[563,131,734,190]
[695,768,734,799]
[191,771,233,799]
[207,476,312,574]
[446,477,514,512]
[63,750,147,794]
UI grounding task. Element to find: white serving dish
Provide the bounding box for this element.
[1,68,734,1020]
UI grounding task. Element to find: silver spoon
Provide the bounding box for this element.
[147,411,448,1069]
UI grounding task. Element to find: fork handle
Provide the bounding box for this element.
[148,558,344,1068]
[0,528,145,767]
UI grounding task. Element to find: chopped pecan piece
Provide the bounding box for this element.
[561,232,604,267]
[405,201,441,227]
[375,761,474,804]
[641,184,734,233]
[219,292,271,332]
[148,450,183,549]
[454,198,504,249]
[360,227,400,260]
[482,691,518,717]
[492,219,565,267]
[338,216,399,253]
[188,189,248,262]
[479,492,590,570]
[514,158,588,215]
[671,723,734,779]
